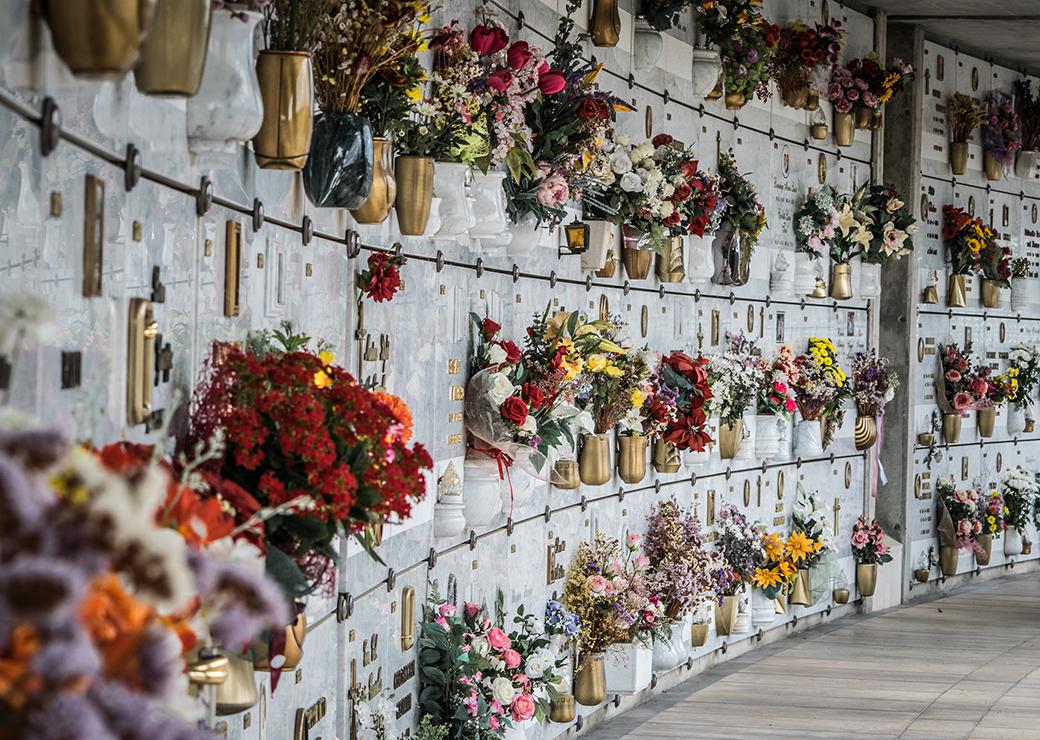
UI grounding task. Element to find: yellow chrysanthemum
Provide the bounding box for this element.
[630,389,645,409]
[314,351,335,388]
[786,531,814,562]
[778,559,797,579]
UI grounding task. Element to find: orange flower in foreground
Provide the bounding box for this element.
[0,623,43,711]
[161,485,235,547]
[374,391,414,444]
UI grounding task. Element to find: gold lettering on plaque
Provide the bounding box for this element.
[447,433,462,445]
[447,359,461,374]
[962,457,969,481]
[450,385,465,401]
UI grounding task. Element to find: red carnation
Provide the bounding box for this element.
[362,252,403,303]
[500,396,529,426]
[680,159,699,178]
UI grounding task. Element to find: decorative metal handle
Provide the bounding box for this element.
[127,298,156,426]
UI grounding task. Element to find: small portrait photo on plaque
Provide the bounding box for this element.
[776,311,785,342]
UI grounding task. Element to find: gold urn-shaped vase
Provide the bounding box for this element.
[833,112,854,147]
[782,86,809,109]
[725,92,747,110]
[394,156,435,236]
[830,263,853,300]
[690,621,709,647]
[977,407,996,438]
[949,141,969,175]
[854,107,873,129]
[617,433,647,485]
[351,137,397,224]
[939,546,959,576]
[942,413,962,444]
[621,226,653,280]
[579,433,613,486]
[253,51,314,170]
[596,249,618,278]
[589,0,621,47]
[41,0,157,79]
[980,278,1001,308]
[549,694,577,723]
[655,237,685,282]
[253,611,307,672]
[216,654,260,716]
[551,459,581,490]
[975,534,993,566]
[573,654,606,706]
[947,274,967,307]
[856,563,878,597]
[984,152,1003,181]
[133,0,211,96]
[832,588,850,604]
[854,414,878,451]
[652,439,681,474]
[714,596,739,636]
[718,419,743,460]
[790,568,813,606]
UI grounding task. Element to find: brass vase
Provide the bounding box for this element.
[589,0,621,47]
[984,152,1003,181]
[216,654,259,716]
[41,0,157,79]
[854,107,872,129]
[977,407,996,438]
[574,655,606,706]
[832,588,850,604]
[351,137,396,224]
[810,122,829,140]
[579,433,612,486]
[621,227,653,280]
[829,263,853,300]
[394,156,435,236]
[706,71,724,101]
[724,92,747,110]
[1026,419,1037,434]
[947,274,967,307]
[942,413,962,444]
[856,563,878,597]
[833,112,854,147]
[617,433,647,485]
[939,546,959,576]
[551,459,581,490]
[652,439,681,474]
[718,419,743,459]
[870,111,883,130]
[690,622,709,647]
[854,415,878,451]
[134,0,211,95]
[596,249,618,278]
[980,278,1001,308]
[790,568,813,606]
[549,694,577,723]
[949,141,968,175]
[253,611,307,672]
[782,86,809,109]
[253,51,314,170]
[914,568,930,583]
[976,534,993,566]
[714,597,739,636]
[805,89,820,111]
[655,237,685,282]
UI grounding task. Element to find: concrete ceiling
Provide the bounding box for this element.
[852,0,1040,75]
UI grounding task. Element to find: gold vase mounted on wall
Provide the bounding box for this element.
[782,86,809,109]
[942,413,962,444]
[621,226,653,280]
[351,138,396,224]
[253,51,314,170]
[977,407,996,438]
[253,611,307,672]
[718,419,743,459]
[832,588,850,604]
[854,107,872,129]
[805,89,820,111]
[976,534,993,566]
[724,92,747,110]
[549,694,577,723]
[833,112,854,147]
[830,263,853,300]
[870,111,883,130]
[652,439,681,474]
[596,249,618,278]
[984,152,1003,181]
[573,655,606,706]
[790,568,813,606]
[714,596,739,636]
[706,71,724,100]
[939,546,959,576]
[655,237,685,282]
[394,156,435,236]
[914,568,930,583]
[856,563,878,597]
[589,0,621,47]
[617,433,647,485]
[854,415,878,450]
[690,622,709,647]
[810,122,829,140]
[949,141,968,175]
[947,274,967,307]
[980,278,1001,308]
[551,459,581,490]
[579,433,612,486]
[215,654,259,716]
[42,0,157,79]
[134,0,210,95]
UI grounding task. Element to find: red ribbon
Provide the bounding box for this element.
[474,446,515,518]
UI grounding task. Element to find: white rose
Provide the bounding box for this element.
[610,152,632,174]
[471,636,490,656]
[487,373,515,406]
[525,652,548,679]
[615,134,629,147]
[487,344,507,366]
[619,172,643,193]
[492,677,517,704]
[489,656,505,671]
[520,415,537,434]
[535,648,556,668]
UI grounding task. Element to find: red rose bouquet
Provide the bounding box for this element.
[770,19,845,105]
[358,251,406,303]
[658,350,714,452]
[184,327,432,597]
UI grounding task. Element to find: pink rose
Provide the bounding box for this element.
[586,574,608,595]
[773,382,787,394]
[465,602,481,617]
[952,392,972,411]
[486,626,511,652]
[491,700,504,716]
[608,560,624,575]
[489,716,500,730]
[535,173,568,206]
[626,532,642,549]
[784,398,798,413]
[514,673,530,687]
[511,693,536,722]
[945,369,961,383]
[503,648,521,669]
[437,603,457,618]
[971,378,988,397]
[633,553,650,570]
[851,531,869,548]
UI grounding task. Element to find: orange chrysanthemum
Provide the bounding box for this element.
[374,391,414,444]
[0,623,43,711]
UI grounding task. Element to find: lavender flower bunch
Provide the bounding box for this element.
[642,498,716,620]
[851,349,899,418]
[715,503,765,582]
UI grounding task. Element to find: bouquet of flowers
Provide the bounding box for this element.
[792,337,847,421]
[851,350,899,417]
[936,342,977,416]
[793,186,840,259]
[707,556,742,600]
[1008,344,1040,407]
[791,486,832,568]
[979,238,1013,288]
[717,150,768,261]
[988,366,1020,409]
[544,599,580,641]
[855,184,917,264]
[0,429,288,738]
[1012,257,1031,280]
[936,478,983,553]
[650,134,726,239]
[982,91,1020,171]
[749,532,800,598]
[831,189,873,264]
[563,533,656,664]
[642,499,717,621]
[715,504,764,589]
[757,345,800,417]
[642,360,680,441]
[828,55,914,113]
[697,0,764,47]
[719,19,781,102]
[770,19,845,104]
[418,597,566,737]
[851,517,893,565]
[657,351,714,452]
[1002,465,1039,535]
[947,93,988,143]
[641,0,695,31]
[614,346,661,436]
[358,51,426,140]
[1014,79,1040,152]
[981,489,1005,536]
[708,332,765,426]
[358,252,406,303]
[941,205,995,276]
[183,328,431,597]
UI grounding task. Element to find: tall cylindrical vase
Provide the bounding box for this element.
[253,51,314,171]
[718,419,743,459]
[1007,404,1027,435]
[351,138,396,224]
[134,0,210,96]
[856,563,878,597]
[579,433,613,486]
[980,279,1001,308]
[573,655,606,706]
[833,112,854,147]
[977,407,996,438]
[655,237,685,282]
[949,141,968,175]
[621,226,653,280]
[830,263,853,300]
[755,414,780,459]
[42,0,157,79]
[714,596,738,636]
[589,0,621,47]
[793,418,823,457]
[394,156,434,236]
[947,274,967,308]
[942,413,962,444]
[751,588,775,625]
[976,534,993,566]
[617,433,647,485]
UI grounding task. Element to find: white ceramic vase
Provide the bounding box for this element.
[186,9,264,157]
[682,446,711,467]
[507,213,543,257]
[735,413,756,461]
[651,629,682,672]
[433,464,466,539]
[1007,404,1027,435]
[1015,150,1038,179]
[793,418,823,458]
[632,18,664,72]
[581,220,617,272]
[1011,279,1031,313]
[604,641,652,694]
[755,414,780,459]
[794,252,818,295]
[769,248,794,297]
[1005,528,1024,556]
[468,171,509,239]
[686,233,715,283]
[859,261,882,298]
[433,162,473,239]
[499,467,536,515]
[422,196,443,238]
[691,48,722,97]
[462,453,505,528]
[751,588,776,625]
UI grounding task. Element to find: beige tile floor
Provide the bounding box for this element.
[587,577,1040,739]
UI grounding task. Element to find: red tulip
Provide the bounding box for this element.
[470,24,508,56]
[487,69,513,93]
[538,70,566,95]
[507,40,533,69]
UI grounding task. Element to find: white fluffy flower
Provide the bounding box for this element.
[609,151,633,174]
[619,172,643,193]
[520,415,537,435]
[492,676,517,704]
[487,373,515,405]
